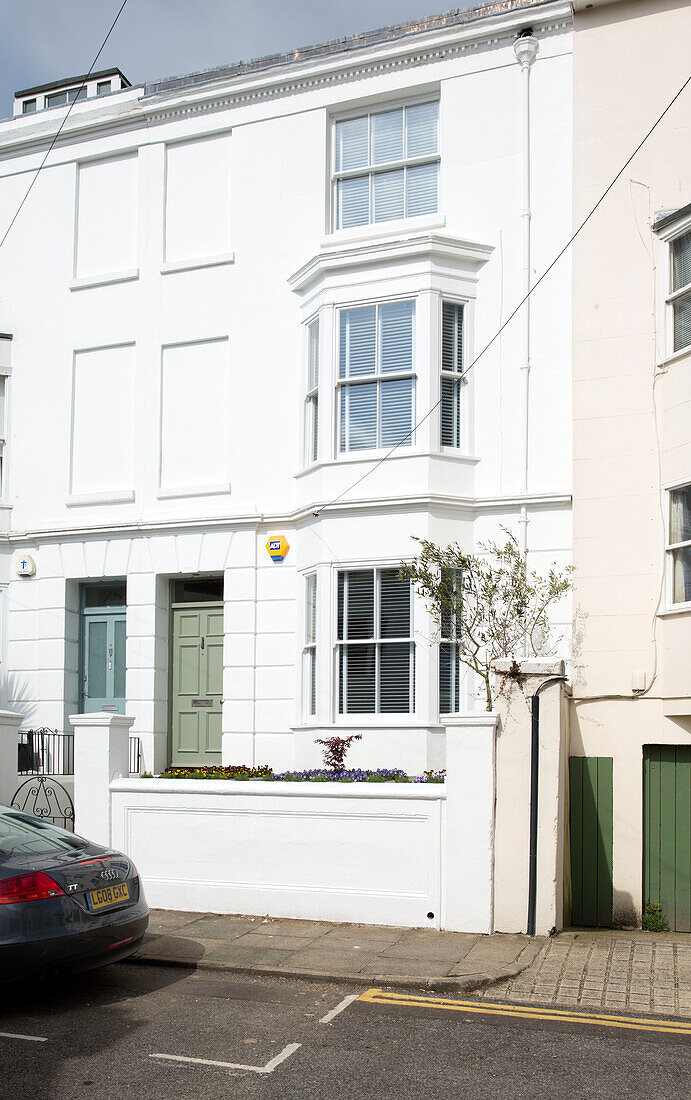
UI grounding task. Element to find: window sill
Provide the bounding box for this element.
[320,213,446,249]
[657,345,691,369]
[658,604,691,618]
[70,269,139,291]
[65,490,135,507]
[157,482,231,500]
[295,449,480,478]
[160,253,235,275]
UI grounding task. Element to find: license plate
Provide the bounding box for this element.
[86,883,130,911]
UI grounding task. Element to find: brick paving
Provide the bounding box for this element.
[478,930,691,1017]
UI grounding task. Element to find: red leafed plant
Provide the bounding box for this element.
[315,734,362,772]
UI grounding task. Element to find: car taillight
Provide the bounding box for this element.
[0,872,66,905]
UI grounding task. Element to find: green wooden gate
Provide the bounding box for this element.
[643,746,691,933]
[569,757,613,927]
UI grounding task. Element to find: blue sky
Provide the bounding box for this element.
[0,1,477,115]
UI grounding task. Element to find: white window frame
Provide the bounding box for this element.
[303,573,317,718]
[330,96,440,233]
[666,480,691,610]
[0,336,11,501]
[440,299,465,449]
[335,566,415,717]
[655,208,691,360]
[669,232,691,355]
[304,316,319,467]
[337,298,416,455]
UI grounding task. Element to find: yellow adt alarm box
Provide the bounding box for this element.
[266,535,290,562]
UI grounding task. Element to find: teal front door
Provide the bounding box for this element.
[170,602,223,767]
[82,609,126,714]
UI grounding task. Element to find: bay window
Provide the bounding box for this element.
[333,101,439,230]
[337,568,414,714]
[440,301,463,447]
[305,318,319,465]
[669,484,691,604]
[439,569,462,713]
[304,573,317,715]
[339,300,415,452]
[671,230,691,353]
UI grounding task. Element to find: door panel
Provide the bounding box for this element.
[82,610,126,714]
[569,757,613,927]
[170,602,223,767]
[643,746,691,932]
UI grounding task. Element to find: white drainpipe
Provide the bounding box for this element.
[514,30,539,631]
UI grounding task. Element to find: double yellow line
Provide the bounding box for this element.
[358,989,691,1036]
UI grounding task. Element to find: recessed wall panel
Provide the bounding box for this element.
[165,134,231,263]
[71,345,135,495]
[160,339,229,491]
[76,154,138,277]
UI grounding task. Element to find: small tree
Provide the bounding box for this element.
[315,733,362,772]
[400,531,572,711]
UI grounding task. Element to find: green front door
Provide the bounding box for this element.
[643,746,691,932]
[82,610,127,714]
[170,602,223,767]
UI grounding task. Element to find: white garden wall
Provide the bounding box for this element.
[110,779,445,929]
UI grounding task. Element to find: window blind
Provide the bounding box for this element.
[334,101,439,229]
[339,301,415,452]
[337,569,414,714]
[441,302,463,447]
[672,232,691,352]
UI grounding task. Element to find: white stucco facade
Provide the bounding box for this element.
[571,0,691,926]
[0,1,573,778]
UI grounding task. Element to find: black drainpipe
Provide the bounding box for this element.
[526,675,567,937]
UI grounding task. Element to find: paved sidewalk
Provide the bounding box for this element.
[130,909,544,990]
[479,930,691,1017]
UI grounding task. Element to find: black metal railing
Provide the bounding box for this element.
[18,729,144,777]
[18,729,74,776]
[129,736,142,776]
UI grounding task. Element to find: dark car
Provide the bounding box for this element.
[0,805,148,981]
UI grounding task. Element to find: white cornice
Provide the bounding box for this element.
[0,2,572,160]
[2,492,572,544]
[289,231,494,294]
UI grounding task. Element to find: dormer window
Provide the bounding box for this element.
[46,87,86,109]
[22,99,36,115]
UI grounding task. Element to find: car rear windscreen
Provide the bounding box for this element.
[0,813,89,861]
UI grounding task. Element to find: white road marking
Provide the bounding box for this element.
[319,994,359,1025]
[149,1042,301,1074]
[0,1031,48,1043]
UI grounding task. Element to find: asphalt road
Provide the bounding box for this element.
[1,962,689,1099]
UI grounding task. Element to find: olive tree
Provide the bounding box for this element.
[400,531,572,711]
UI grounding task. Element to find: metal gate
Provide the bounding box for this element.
[11,775,75,832]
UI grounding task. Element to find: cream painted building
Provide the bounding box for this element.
[571,0,691,931]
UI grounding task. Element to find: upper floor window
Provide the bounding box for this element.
[669,484,691,604]
[22,99,36,115]
[304,573,317,716]
[441,302,463,447]
[333,101,439,230]
[339,300,415,452]
[305,319,319,465]
[97,81,112,96]
[46,86,86,109]
[337,568,414,714]
[670,230,691,353]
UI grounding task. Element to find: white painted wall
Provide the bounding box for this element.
[111,778,445,928]
[0,3,573,782]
